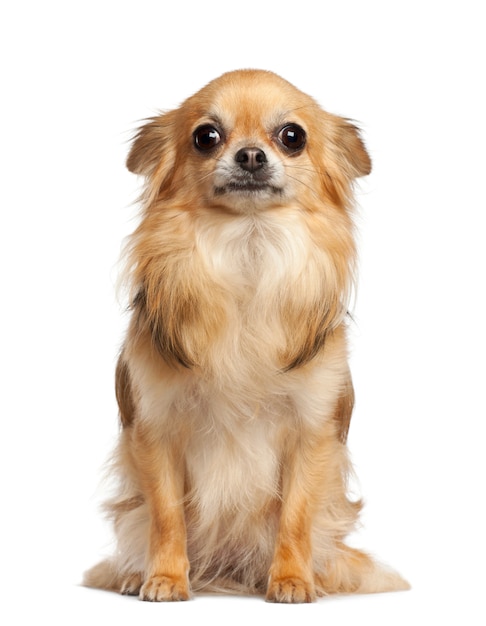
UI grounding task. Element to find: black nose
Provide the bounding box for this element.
[235,147,267,172]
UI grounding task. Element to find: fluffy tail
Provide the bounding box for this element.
[315,543,410,596]
[83,559,125,593]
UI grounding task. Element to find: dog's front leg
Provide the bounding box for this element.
[132,424,190,601]
[266,465,316,601]
[266,424,336,603]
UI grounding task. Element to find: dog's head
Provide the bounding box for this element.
[126,69,371,213]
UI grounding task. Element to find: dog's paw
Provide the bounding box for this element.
[120,572,143,596]
[139,575,190,602]
[266,576,316,603]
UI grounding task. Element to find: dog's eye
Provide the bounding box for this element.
[193,125,222,151]
[277,124,306,152]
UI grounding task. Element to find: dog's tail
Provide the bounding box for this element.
[315,543,410,596]
[83,559,126,593]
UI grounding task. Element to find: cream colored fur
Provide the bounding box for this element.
[83,69,409,602]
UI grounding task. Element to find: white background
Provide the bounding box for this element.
[1,1,485,624]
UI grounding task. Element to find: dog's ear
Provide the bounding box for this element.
[311,115,371,208]
[334,120,372,178]
[126,110,178,178]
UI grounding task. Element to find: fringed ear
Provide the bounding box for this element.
[310,115,372,210]
[126,109,178,178]
[126,110,179,205]
[335,119,372,178]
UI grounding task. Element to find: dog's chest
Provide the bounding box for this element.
[183,394,286,516]
[196,212,310,296]
[191,210,327,377]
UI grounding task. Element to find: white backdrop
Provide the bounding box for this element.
[1,1,484,624]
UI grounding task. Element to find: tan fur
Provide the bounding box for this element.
[83,69,409,602]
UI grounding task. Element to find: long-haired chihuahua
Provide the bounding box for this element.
[83,69,408,603]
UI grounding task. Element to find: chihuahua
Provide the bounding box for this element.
[84,69,408,603]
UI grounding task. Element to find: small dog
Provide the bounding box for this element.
[84,69,408,603]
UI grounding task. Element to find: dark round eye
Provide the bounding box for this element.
[193,125,222,151]
[277,124,306,152]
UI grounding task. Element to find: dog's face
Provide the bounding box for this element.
[127,70,371,213]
